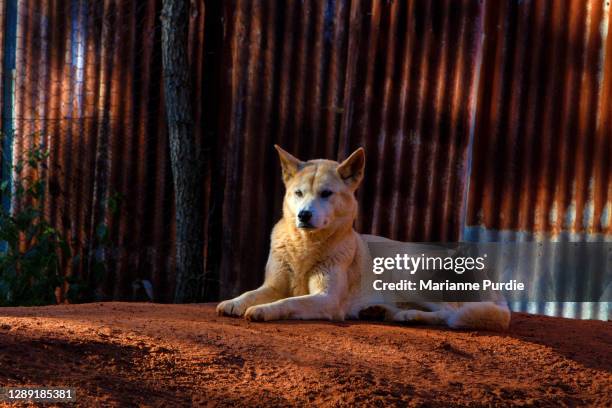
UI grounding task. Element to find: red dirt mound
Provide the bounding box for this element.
[0,303,610,407]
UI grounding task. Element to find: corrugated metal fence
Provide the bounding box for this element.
[0,1,610,316]
[467,0,611,241]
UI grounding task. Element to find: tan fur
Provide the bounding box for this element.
[217,146,511,330]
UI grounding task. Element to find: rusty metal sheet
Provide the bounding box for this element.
[216,0,486,297]
[10,0,180,301]
[4,0,610,323]
[466,0,612,240]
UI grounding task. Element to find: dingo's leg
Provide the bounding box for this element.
[392,309,452,325]
[216,285,284,317]
[244,293,344,321]
[393,303,511,330]
[217,251,291,317]
[245,266,347,321]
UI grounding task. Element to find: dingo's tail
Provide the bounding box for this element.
[447,302,511,331]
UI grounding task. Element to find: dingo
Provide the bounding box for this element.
[216,146,511,330]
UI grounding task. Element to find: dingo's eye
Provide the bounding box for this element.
[321,190,333,198]
[295,190,303,198]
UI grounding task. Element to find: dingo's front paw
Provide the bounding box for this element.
[216,299,248,317]
[244,304,280,322]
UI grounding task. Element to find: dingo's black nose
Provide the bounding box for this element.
[298,210,312,222]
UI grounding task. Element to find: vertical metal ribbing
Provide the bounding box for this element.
[1,0,17,218]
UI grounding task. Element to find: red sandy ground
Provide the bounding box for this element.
[0,303,609,407]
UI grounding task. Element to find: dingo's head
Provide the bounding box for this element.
[274,145,365,233]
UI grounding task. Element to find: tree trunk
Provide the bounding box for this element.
[161,0,203,303]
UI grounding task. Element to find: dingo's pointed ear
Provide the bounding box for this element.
[274,145,304,184]
[337,147,365,189]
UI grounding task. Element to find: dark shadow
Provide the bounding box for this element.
[221,309,611,372]
[0,329,292,407]
[0,331,191,406]
[495,312,612,373]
